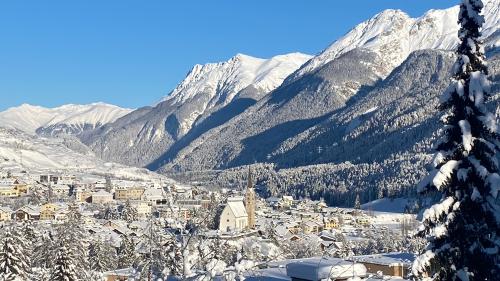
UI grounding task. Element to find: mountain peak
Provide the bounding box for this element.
[157,52,311,135]
[286,0,499,83]
[374,9,409,19]
[231,53,258,61]
[163,52,311,105]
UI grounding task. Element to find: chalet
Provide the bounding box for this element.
[302,220,323,234]
[15,205,40,220]
[40,202,68,220]
[0,178,29,197]
[323,217,339,230]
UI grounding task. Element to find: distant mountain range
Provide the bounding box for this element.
[0,103,132,136]
[0,0,498,204]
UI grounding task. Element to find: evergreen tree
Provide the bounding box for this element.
[102,205,119,220]
[0,229,30,281]
[50,245,78,281]
[121,200,139,223]
[354,193,361,210]
[117,235,137,269]
[32,230,56,270]
[88,239,117,272]
[413,1,500,280]
[56,207,90,279]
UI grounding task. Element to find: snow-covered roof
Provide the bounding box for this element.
[103,267,137,277]
[352,252,416,266]
[286,257,367,280]
[142,188,166,199]
[16,205,40,215]
[92,190,113,197]
[227,200,248,218]
[0,206,12,213]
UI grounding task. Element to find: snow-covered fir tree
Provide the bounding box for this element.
[117,235,137,269]
[413,0,500,280]
[101,205,119,220]
[56,206,90,279]
[32,229,56,270]
[88,239,117,273]
[0,228,30,281]
[121,200,139,223]
[137,219,167,280]
[50,245,78,281]
[354,193,361,210]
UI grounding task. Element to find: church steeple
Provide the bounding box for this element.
[244,167,256,229]
[247,166,253,189]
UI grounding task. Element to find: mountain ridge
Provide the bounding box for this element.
[0,103,133,135]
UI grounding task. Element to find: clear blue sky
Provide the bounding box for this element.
[0,0,458,111]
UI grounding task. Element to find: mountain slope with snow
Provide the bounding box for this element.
[160,52,312,135]
[82,52,312,167]
[0,103,133,135]
[287,0,499,83]
[0,127,168,181]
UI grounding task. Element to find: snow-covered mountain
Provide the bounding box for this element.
[159,52,312,135]
[287,0,499,83]
[83,0,499,172]
[81,52,312,167]
[0,103,133,135]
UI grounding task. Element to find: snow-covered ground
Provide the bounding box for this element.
[0,127,171,182]
[361,198,410,213]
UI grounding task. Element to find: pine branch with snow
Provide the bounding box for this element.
[50,245,79,281]
[0,229,30,281]
[413,1,500,280]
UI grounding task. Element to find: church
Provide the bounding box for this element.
[218,168,256,232]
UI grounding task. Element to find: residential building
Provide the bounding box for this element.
[141,188,167,204]
[351,252,415,278]
[92,190,114,204]
[40,202,67,220]
[302,220,323,234]
[115,186,145,201]
[15,205,40,220]
[0,178,29,197]
[323,217,339,230]
[75,188,92,203]
[131,201,152,217]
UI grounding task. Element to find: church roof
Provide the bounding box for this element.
[227,200,248,218]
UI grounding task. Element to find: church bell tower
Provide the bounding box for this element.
[244,167,256,229]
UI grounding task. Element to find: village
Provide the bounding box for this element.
[0,167,420,280]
